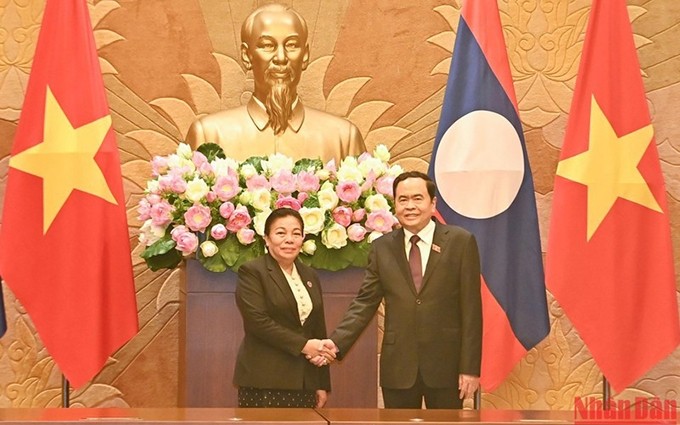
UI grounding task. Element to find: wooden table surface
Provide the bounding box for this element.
[0,408,674,425]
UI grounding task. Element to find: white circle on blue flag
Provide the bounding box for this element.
[434,110,524,219]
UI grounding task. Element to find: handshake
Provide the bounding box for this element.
[302,339,339,367]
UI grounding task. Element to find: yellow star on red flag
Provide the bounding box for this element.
[9,86,117,234]
[556,95,661,240]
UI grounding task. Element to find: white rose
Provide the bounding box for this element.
[299,207,326,235]
[211,157,239,177]
[317,188,339,211]
[337,160,364,184]
[166,154,182,170]
[253,209,272,236]
[250,188,272,211]
[364,194,390,212]
[239,190,252,205]
[302,239,317,255]
[374,144,391,162]
[387,164,405,177]
[358,157,387,177]
[146,180,161,194]
[177,142,193,159]
[200,240,219,257]
[139,220,166,246]
[180,157,196,175]
[262,153,294,175]
[367,231,383,243]
[321,223,348,249]
[240,163,258,180]
[316,168,331,181]
[185,177,210,203]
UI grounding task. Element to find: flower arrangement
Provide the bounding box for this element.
[137,143,402,272]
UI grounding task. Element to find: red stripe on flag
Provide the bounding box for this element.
[461,0,519,112]
[480,275,527,390]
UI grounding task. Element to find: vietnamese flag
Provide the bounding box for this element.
[546,0,680,392]
[0,0,138,388]
[428,0,549,391]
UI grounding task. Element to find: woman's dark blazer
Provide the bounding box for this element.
[233,253,331,391]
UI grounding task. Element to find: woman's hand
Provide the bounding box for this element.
[302,339,337,366]
[302,339,336,362]
[315,390,328,408]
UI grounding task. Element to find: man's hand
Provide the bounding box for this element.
[303,339,337,367]
[458,374,480,400]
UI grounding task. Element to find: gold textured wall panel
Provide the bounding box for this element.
[0,0,678,408]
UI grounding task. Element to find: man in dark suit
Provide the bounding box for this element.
[328,171,482,409]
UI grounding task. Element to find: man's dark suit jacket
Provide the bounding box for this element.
[331,222,482,390]
[234,254,331,391]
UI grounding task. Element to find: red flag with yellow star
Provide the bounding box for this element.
[546,0,679,392]
[0,0,138,388]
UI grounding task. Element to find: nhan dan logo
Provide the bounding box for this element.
[575,397,677,424]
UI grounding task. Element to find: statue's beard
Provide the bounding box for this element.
[264,67,296,135]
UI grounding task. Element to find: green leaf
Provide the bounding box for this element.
[201,254,228,273]
[141,235,176,258]
[242,156,267,173]
[302,194,319,208]
[196,142,225,161]
[220,234,243,267]
[145,249,182,271]
[293,158,323,173]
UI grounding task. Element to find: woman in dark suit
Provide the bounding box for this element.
[234,208,334,408]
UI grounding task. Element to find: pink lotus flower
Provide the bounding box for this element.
[297,171,320,193]
[170,225,188,239]
[219,202,235,219]
[276,195,302,211]
[227,205,252,232]
[332,206,352,227]
[365,210,394,233]
[158,172,187,194]
[347,223,367,242]
[352,208,366,222]
[146,194,162,205]
[375,175,395,197]
[213,174,241,201]
[210,224,227,240]
[237,228,256,245]
[246,175,271,191]
[184,205,212,232]
[358,152,372,163]
[325,159,337,173]
[150,200,174,227]
[336,181,361,203]
[175,232,199,255]
[151,156,168,176]
[270,169,296,194]
[297,192,309,204]
[137,199,152,221]
[192,151,209,168]
[198,161,214,176]
[361,170,377,193]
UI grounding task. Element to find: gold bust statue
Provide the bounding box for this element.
[186,4,366,164]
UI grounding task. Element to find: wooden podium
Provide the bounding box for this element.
[179,260,378,407]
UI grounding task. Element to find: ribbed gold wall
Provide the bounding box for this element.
[0,0,678,408]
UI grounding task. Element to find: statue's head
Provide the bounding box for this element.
[241,4,310,134]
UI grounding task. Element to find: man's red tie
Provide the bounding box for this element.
[409,235,423,293]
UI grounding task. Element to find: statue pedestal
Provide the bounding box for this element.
[179,260,378,407]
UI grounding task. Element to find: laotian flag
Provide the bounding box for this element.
[428,0,549,391]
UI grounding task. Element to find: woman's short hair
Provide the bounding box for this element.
[264,208,305,236]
